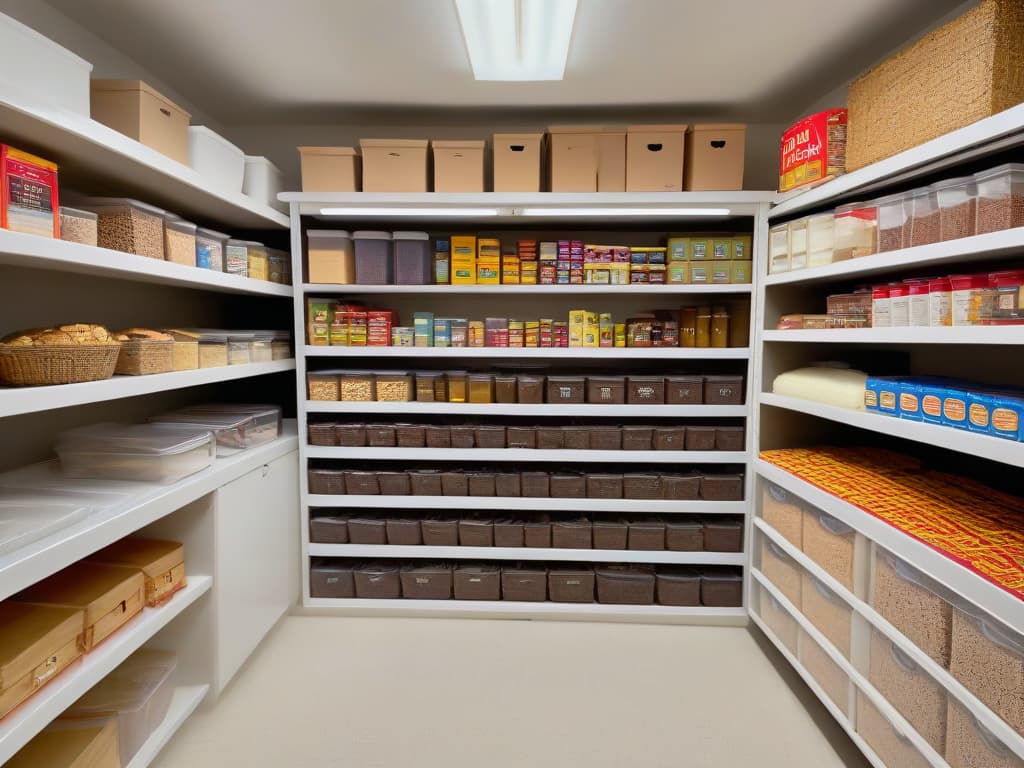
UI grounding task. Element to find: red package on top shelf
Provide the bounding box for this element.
[779,109,847,193]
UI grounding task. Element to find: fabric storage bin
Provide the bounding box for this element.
[702,518,742,552]
[344,471,380,495]
[701,474,743,501]
[394,231,432,285]
[298,147,361,193]
[802,508,855,591]
[701,568,743,607]
[307,422,338,446]
[386,518,423,545]
[495,472,522,497]
[410,470,443,496]
[468,473,497,497]
[308,468,346,495]
[856,690,931,768]
[627,376,665,404]
[551,518,592,549]
[666,375,704,404]
[562,426,590,451]
[628,519,665,550]
[652,426,685,451]
[450,425,476,448]
[666,520,703,552]
[684,426,716,451]
[950,601,1024,735]
[13,562,145,652]
[425,425,452,448]
[547,376,585,404]
[596,566,655,605]
[309,559,355,598]
[454,565,501,600]
[803,573,853,658]
[587,473,623,499]
[90,80,190,164]
[86,537,184,608]
[872,546,954,667]
[703,375,744,404]
[550,474,586,499]
[536,427,564,450]
[626,124,687,191]
[421,517,458,546]
[758,583,798,653]
[506,427,536,450]
[684,124,746,191]
[242,156,285,211]
[433,140,485,192]
[586,376,626,404]
[521,472,550,497]
[946,697,1024,768]
[400,564,452,600]
[474,426,506,449]
[517,374,545,404]
[524,518,552,547]
[593,518,628,549]
[459,518,494,546]
[590,427,622,450]
[501,566,548,602]
[307,230,355,284]
[759,534,802,608]
[354,562,401,598]
[0,602,84,720]
[348,517,387,544]
[441,472,469,496]
[714,426,745,451]
[869,627,947,752]
[377,471,411,495]
[762,482,803,547]
[360,139,429,192]
[188,125,244,191]
[395,424,426,448]
[366,424,397,447]
[657,568,701,606]
[353,231,394,284]
[494,519,525,547]
[663,473,702,500]
[624,474,662,500]
[309,516,350,544]
[798,629,850,713]
[621,426,653,450]
[549,567,596,603]
[492,133,544,192]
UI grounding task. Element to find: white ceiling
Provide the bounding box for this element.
[45,0,965,123]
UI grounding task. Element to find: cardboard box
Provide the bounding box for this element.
[732,235,753,261]
[684,124,746,191]
[548,126,626,192]
[626,125,687,191]
[779,109,848,192]
[668,262,689,284]
[493,133,544,191]
[298,147,361,192]
[359,139,429,192]
[729,260,752,284]
[1,145,59,238]
[432,140,485,192]
[91,80,190,164]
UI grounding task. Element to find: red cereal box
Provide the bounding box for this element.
[779,109,847,193]
[1,145,59,238]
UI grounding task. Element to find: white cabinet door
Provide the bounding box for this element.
[214,450,298,693]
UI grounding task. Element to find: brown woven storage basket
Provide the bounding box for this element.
[307,423,338,446]
[115,339,173,375]
[847,0,1024,170]
[0,344,120,386]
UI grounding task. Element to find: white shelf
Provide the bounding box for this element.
[753,520,1024,761]
[302,597,748,625]
[0,86,288,229]
[0,360,297,419]
[303,283,752,294]
[308,544,744,565]
[124,685,209,768]
[305,447,747,463]
[305,401,748,417]
[770,103,1024,218]
[761,327,1024,345]
[305,345,750,359]
[755,459,1024,636]
[0,229,294,296]
[0,423,298,601]
[0,576,212,765]
[760,393,1024,468]
[763,228,1024,286]
[307,495,747,515]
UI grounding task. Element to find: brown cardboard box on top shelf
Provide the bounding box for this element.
[432,140,485,192]
[684,124,747,190]
[492,133,544,192]
[548,126,626,192]
[297,147,361,192]
[359,139,429,192]
[626,125,687,191]
[90,80,190,164]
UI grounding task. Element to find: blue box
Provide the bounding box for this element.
[413,311,434,347]
[432,318,452,348]
[865,377,900,415]
[941,386,970,430]
[897,380,924,421]
[990,394,1024,441]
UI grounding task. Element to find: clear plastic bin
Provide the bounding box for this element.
[353,230,394,284]
[856,690,930,768]
[393,231,431,285]
[55,423,216,483]
[0,492,93,556]
[195,227,228,271]
[79,197,165,260]
[374,372,413,401]
[228,334,253,365]
[150,405,280,453]
[758,531,802,608]
[833,201,877,260]
[907,187,940,247]
[248,331,274,362]
[761,481,802,547]
[61,648,177,765]
[58,206,98,247]
[802,572,852,658]
[245,241,269,281]
[788,217,809,271]
[163,217,196,266]
[340,371,375,401]
[756,582,797,654]
[975,163,1024,234]
[797,629,849,713]
[946,697,1024,768]
[802,507,855,591]
[876,192,909,252]
[807,213,835,266]
[769,223,790,274]
[934,176,978,241]
[225,239,249,276]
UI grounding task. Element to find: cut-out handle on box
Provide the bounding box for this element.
[646,143,664,152]
[711,140,726,149]
[160,108,171,117]
[509,145,525,152]
[388,152,401,157]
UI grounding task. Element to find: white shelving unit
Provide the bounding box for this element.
[290,193,770,620]
[762,327,1024,345]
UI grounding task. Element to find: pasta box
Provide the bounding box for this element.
[779,109,847,193]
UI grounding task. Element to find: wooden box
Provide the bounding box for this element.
[7,717,120,768]
[14,562,146,652]
[0,602,84,720]
[90,80,191,165]
[87,538,185,607]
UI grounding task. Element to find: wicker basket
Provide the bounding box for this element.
[0,344,120,386]
[848,0,1024,170]
[114,339,173,376]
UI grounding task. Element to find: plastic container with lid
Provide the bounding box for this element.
[0,491,93,556]
[908,281,931,327]
[934,176,978,241]
[833,201,877,260]
[946,696,1024,768]
[889,283,911,327]
[806,213,835,266]
[768,223,790,274]
[516,374,544,404]
[79,197,165,260]
[150,404,280,453]
[907,187,940,247]
[788,218,809,271]
[225,239,249,276]
[985,269,1024,322]
[244,241,269,281]
[374,371,413,401]
[494,374,517,404]
[163,217,197,266]
[247,331,274,362]
[871,285,891,328]
[974,163,1024,234]
[876,192,909,252]
[270,330,291,360]
[58,206,98,247]
[447,371,468,403]
[468,373,495,403]
[55,422,216,483]
[227,333,253,365]
[307,230,354,284]
[353,231,394,284]
[950,274,990,326]
[195,227,228,271]
[60,649,177,765]
[393,231,431,285]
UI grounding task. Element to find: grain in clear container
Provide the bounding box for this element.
[340,371,375,401]
[375,371,413,401]
[80,197,165,259]
[164,216,197,266]
[58,206,97,246]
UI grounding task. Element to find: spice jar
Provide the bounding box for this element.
[928,278,951,327]
[447,371,468,403]
[711,306,730,348]
[680,307,697,348]
[468,373,494,403]
[695,306,712,347]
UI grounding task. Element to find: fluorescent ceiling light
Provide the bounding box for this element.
[518,207,733,217]
[455,0,578,81]
[320,207,500,217]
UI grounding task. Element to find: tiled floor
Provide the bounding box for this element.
[153,617,870,768]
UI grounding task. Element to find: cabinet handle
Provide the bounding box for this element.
[262,463,270,478]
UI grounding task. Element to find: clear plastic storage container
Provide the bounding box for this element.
[934,176,978,241]
[245,241,269,281]
[55,423,216,483]
[908,187,941,247]
[248,331,274,362]
[195,227,228,271]
[833,201,877,259]
[393,231,431,285]
[876,192,909,252]
[224,239,249,276]
[163,217,197,266]
[975,163,1024,234]
[788,218,808,271]
[0,492,93,556]
[79,197,165,260]
[806,213,835,266]
[769,223,790,274]
[227,333,253,365]
[353,231,394,284]
[58,206,98,247]
[150,405,280,453]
